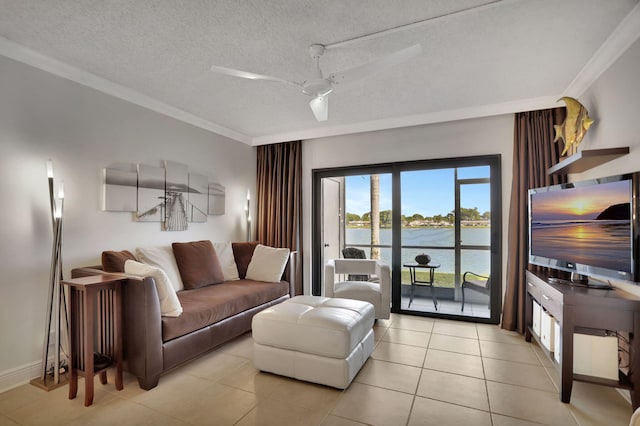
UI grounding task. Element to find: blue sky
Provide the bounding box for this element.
[345,167,491,217]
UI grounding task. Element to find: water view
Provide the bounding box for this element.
[345,227,491,275]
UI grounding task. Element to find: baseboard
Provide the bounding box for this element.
[0,361,41,393]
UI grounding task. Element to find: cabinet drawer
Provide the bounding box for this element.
[539,291,562,321]
[526,274,563,323]
[527,280,542,301]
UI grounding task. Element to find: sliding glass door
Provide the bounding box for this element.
[313,155,501,323]
[398,166,492,317]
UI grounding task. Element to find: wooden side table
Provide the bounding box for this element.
[63,275,125,406]
[403,262,441,309]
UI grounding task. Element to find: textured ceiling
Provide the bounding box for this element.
[0,0,639,145]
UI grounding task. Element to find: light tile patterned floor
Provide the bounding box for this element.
[0,313,634,425]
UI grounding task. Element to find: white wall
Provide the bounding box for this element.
[0,55,255,390]
[570,37,640,295]
[301,114,515,296]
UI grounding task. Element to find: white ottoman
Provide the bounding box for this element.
[252,295,375,389]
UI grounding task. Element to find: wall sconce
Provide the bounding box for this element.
[246,190,252,241]
[32,160,68,390]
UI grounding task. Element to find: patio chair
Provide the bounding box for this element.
[461,271,490,312]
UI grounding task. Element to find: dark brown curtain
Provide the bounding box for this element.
[256,140,302,293]
[501,108,566,333]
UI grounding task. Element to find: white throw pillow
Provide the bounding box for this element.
[212,241,240,281]
[124,260,182,317]
[135,246,184,291]
[245,244,290,283]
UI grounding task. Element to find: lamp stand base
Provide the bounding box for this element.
[30,373,69,391]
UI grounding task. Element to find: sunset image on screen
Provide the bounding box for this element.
[531,180,630,222]
[530,179,632,274]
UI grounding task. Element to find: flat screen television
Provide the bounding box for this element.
[528,173,639,286]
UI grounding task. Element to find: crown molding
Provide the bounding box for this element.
[564,2,640,97]
[250,95,560,145]
[0,36,252,145]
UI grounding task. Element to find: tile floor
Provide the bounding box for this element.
[0,313,634,425]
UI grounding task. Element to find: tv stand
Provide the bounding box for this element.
[525,270,640,410]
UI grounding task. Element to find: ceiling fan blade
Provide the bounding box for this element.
[210,65,301,88]
[328,44,422,88]
[309,95,329,121]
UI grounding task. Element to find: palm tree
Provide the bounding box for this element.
[370,174,380,260]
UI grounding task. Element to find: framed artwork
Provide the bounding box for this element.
[136,164,165,222]
[164,161,188,231]
[208,182,225,215]
[102,168,137,212]
[105,159,227,230]
[188,173,208,223]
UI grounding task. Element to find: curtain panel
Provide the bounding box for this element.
[256,140,302,293]
[502,108,566,333]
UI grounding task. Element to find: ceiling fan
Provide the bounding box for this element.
[210,44,422,121]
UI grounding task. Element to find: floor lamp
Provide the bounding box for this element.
[31,160,69,390]
[246,190,252,241]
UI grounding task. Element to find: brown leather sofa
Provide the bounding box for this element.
[71,243,299,390]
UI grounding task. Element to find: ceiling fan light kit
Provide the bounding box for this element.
[309,95,329,122]
[210,43,422,122]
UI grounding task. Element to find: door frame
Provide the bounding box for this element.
[320,177,344,288]
[313,164,393,296]
[312,155,502,324]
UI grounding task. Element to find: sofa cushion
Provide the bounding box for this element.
[246,244,290,283]
[161,279,290,342]
[124,260,183,317]
[136,246,184,292]
[231,241,259,279]
[212,241,240,281]
[172,240,224,290]
[102,250,136,273]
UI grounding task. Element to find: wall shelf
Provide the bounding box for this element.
[547,147,629,175]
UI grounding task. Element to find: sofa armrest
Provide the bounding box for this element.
[121,276,163,389]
